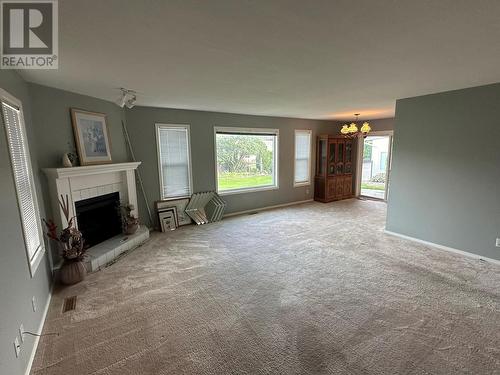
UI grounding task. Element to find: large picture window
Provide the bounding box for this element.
[156,124,192,199]
[294,129,312,186]
[215,127,278,194]
[1,89,45,276]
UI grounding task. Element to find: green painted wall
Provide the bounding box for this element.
[124,106,336,222]
[28,83,129,169]
[366,118,394,132]
[0,72,52,375]
[28,83,130,265]
[387,83,500,260]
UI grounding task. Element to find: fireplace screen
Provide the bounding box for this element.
[75,192,122,248]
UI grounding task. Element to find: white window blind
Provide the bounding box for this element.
[1,98,44,275]
[156,124,192,199]
[294,130,312,185]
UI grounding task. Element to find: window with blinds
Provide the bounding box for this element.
[294,130,312,186]
[156,124,192,199]
[1,94,45,276]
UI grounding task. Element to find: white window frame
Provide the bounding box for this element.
[293,129,312,187]
[214,126,279,196]
[0,88,45,277]
[155,123,193,200]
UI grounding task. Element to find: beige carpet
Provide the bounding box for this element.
[32,199,500,374]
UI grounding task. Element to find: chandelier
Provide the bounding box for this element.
[340,113,371,138]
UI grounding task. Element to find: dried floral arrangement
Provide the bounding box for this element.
[121,203,139,226]
[119,202,139,234]
[44,194,86,261]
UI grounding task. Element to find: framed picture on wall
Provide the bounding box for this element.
[70,109,112,165]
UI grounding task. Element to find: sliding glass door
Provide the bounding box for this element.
[360,134,392,200]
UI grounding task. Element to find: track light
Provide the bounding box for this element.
[125,94,137,109]
[116,88,137,109]
[116,95,126,108]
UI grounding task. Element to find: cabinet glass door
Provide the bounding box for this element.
[318,139,327,175]
[336,141,344,174]
[337,142,344,162]
[328,141,336,175]
[336,163,344,174]
[345,141,352,173]
[329,142,336,163]
[346,141,352,162]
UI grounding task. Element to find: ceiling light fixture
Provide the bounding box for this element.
[116,88,137,109]
[341,113,371,138]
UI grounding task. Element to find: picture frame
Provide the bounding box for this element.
[156,198,192,226]
[70,108,112,165]
[158,207,178,232]
[160,214,176,232]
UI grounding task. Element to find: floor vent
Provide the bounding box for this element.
[62,296,77,313]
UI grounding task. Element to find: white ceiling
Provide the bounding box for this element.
[20,0,500,120]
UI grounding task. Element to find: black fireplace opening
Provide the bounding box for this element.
[75,192,122,249]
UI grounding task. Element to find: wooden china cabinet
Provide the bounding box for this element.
[314,135,354,202]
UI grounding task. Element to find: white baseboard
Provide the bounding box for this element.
[25,285,53,375]
[224,199,314,218]
[384,230,500,266]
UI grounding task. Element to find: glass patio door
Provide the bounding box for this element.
[360,135,392,200]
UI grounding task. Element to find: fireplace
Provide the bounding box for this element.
[43,162,148,272]
[75,192,122,249]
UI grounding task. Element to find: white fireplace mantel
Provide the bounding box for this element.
[43,162,141,229]
[43,162,141,179]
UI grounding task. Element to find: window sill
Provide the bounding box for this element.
[218,185,279,196]
[29,246,46,278]
[160,195,191,201]
[293,181,311,188]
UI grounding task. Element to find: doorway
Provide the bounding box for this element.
[356,132,393,201]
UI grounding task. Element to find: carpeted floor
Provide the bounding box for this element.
[32,199,500,374]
